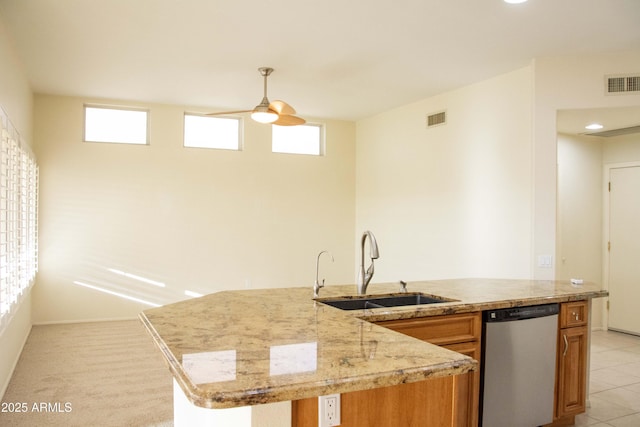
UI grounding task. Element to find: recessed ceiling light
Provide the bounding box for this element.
[504,0,528,3]
[585,123,604,130]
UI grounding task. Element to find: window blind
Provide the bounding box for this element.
[0,107,38,333]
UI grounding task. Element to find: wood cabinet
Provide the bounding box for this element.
[560,300,588,329]
[291,312,481,427]
[293,303,590,427]
[291,376,456,427]
[377,312,482,427]
[546,300,589,426]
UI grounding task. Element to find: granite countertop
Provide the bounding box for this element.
[139,278,608,409]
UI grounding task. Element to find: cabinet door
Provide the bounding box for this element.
[444,342,480,427]
[557,326,588,417]
[377,313,481,427]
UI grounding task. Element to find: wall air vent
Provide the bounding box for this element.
[426,111,446,128]
[605,74,640,95]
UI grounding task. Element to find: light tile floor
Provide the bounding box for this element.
[575,329,640,426]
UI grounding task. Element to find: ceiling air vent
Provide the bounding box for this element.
[426,111,446,128]
[605,74,640,95]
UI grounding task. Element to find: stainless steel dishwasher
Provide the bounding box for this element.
[480,303,559,427]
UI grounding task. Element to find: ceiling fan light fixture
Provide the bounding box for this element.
[208,67,304,126]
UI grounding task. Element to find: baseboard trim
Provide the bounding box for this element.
[33,316,139,326]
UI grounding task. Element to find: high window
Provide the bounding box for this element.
[84,105,149,144]
[272,124,323,155]
[184,114,241,150]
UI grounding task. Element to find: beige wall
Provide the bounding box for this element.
[532,52,640,280]
[556,133,603,283]
[603,133,640,164]
[535,52,640,330]
[355,51,640,305]
[33,95,356,323]
[556,133,604,326]
[355,67,534,282]
[556,131,640,330]
[0,22,32,143]
[0,14,33,398]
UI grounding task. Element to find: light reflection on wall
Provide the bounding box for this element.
[72,265,210,309]
[34,97,357,324]
[73,280,160,307]
[107,267,166,287]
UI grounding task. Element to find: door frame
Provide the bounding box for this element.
[602,161,640,331]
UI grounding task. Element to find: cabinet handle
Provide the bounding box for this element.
[563,334,568,357]
[573,311,579,321]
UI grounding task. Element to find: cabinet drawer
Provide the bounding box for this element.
[560,300,588,328]
[444,341,481,359]
[377,312,481,346]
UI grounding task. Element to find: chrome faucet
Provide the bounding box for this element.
[356,231,379,295]
[314,250,334,297]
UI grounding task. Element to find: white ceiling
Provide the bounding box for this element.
[1,0,640,122]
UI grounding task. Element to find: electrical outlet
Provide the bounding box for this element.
[318,393,341,427]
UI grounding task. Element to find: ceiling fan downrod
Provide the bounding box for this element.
[257,67,274,106]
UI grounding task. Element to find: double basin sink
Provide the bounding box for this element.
[318,293,456,310]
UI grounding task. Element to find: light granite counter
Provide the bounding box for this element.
[139,278,607,410]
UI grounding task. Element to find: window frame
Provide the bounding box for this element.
[183,113,243,151]
[271,123,325,156]
[83,104,150,145]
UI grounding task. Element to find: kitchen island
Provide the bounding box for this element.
[139,278,607,426]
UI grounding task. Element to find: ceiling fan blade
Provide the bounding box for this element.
[206,110,252,116]
[269,100,296,115]
[273,115,306,126]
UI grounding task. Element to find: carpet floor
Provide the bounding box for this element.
[0,320,174,426]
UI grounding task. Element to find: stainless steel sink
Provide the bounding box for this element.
[318,293,455,310]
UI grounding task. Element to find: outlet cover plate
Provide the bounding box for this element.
[318,393,340,427]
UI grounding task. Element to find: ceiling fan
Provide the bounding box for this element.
[208,67,306,126]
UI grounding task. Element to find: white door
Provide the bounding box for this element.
[609,166,640,335]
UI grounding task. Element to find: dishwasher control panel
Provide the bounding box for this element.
[484,303,559,322]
